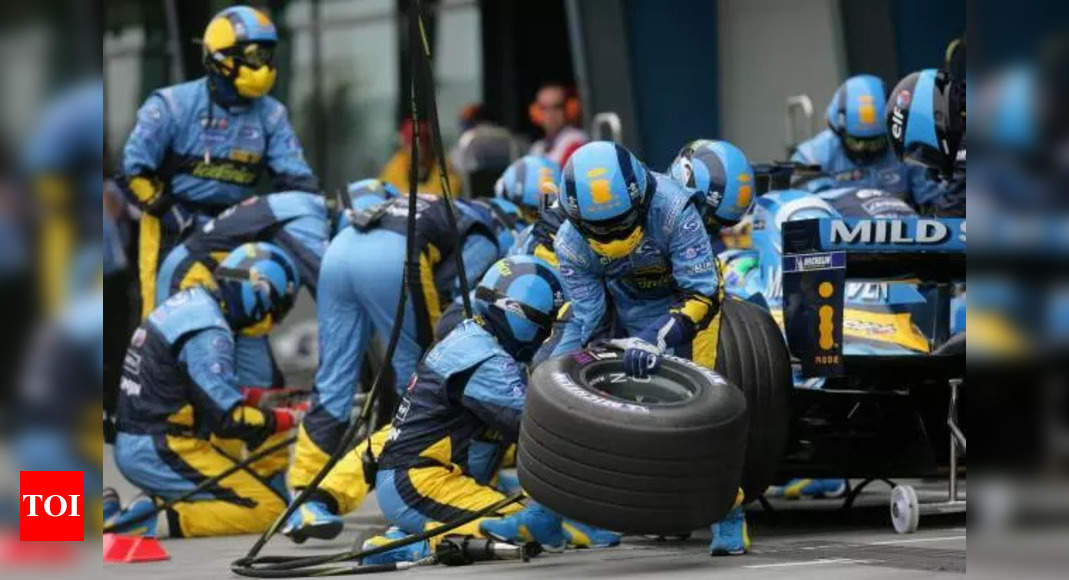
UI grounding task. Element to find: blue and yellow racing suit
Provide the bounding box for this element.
[547,172,722,366]
[155,192,328,480]
[508,204,567,268]
[791,129,939,209]
[288,195,498,507]
[122,77,317,319]
[374,319,525,537]
[113,287,291,537]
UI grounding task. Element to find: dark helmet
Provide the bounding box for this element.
[886,69,966,177]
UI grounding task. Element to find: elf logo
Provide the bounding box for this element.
[19,471,84,541]
[890,89,911,140]
[829,219,951,244]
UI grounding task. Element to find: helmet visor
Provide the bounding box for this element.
[238,42,275,68]
[842,134,888,156]
[575,208,641,242]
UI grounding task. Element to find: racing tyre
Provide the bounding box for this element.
[715,297,793,502]
[519,350,748,534]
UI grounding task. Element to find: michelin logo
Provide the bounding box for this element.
[801,255,832,269]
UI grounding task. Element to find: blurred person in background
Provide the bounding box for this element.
[379,117,462,196]
[529,83,588,166]
[22,81,104,316]
[791,75,939,210]
[504,157,567,268]
[495,154,561,223]
[282,192,497,543]
[105,242,303,538]
[121,5,317,323]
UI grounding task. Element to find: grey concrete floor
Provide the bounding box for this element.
[102,448,965,579]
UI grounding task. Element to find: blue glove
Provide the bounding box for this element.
[608,337,662,379]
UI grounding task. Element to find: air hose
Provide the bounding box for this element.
[231,1,496,576]
[230,492,525,578]
[102,434,297,534]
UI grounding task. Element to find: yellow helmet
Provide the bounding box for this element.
[202,6,278,99]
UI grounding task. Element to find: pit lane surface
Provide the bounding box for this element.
[103,453,965,579]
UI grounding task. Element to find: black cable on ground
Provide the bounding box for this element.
[102,434,297,534]
[231,492,524,577]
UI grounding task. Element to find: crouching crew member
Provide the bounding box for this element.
[154,191,329,496]
[362,256,568,563]
[545,141,749,555]
[283,193,499,542]
[106,242,302,537]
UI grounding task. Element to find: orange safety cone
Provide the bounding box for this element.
[103,533,170,563]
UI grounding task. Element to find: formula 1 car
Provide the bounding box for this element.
[718,168,965,531]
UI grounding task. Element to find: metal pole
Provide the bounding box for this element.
[162,0,185,82]
[947,378,961,501]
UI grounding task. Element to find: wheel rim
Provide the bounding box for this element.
[580,361,698,405]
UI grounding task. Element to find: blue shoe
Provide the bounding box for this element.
[361,526,431,565]
[102,487,121,524]
[479,503,566,551]
[281,500,343,543]
[495,471,522,495]
[562,519,620,548]
[777,478,847,499]
[709,506,750,556]
[106,495,159,537]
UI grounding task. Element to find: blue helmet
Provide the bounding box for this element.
[826,75,888,164]
[669,139,755,227]
[474,256,565,361]
[202,6,279,99]
[495,155,562,220]
[886,69,966,176]
[485,198,524,229]
[334,179,401,235]
[463,198,523,255]
[348,178,401,200]
[215,242,300,334]
[559,141,650,259]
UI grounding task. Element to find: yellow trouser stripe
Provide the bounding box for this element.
[139,214,162,319]
[319,425,391,515]
[408,464,523,545]
[287,422,333,491]
[163,435,285,537]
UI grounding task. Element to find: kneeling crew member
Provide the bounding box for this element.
[107,242,302,537]
[364,256,568,563]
